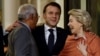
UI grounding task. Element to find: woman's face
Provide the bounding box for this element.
[68,15,83,34]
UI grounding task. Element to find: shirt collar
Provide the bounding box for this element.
[44,24,56,32]
[19,22,31,32]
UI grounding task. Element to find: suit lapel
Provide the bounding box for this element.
[52,28,63,52]
[40,25,48,47]
[53,28,59,47]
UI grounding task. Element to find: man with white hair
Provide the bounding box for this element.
[7,4,39,56]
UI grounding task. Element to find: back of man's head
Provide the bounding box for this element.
[18,4,37,21]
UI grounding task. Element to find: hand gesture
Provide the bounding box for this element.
[77,40,87,56]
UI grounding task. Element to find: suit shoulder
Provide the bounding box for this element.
[57,27,71,35]
[57,27,65,30]
[35,25,44,29]
[32,25,44,33]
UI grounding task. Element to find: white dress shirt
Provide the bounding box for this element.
[44,24,57,45]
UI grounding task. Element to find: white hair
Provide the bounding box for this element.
[18,4,37,21]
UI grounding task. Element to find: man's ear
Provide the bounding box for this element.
[43,13,46,19]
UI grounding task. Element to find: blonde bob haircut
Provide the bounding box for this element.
[68,9,92,31]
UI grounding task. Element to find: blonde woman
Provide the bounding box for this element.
[59,9,100,56]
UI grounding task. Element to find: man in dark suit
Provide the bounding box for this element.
[7,4,39,56]
[0,24,4,56]
[33,2,70,56]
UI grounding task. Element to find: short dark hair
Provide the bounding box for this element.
[43,2,61,14]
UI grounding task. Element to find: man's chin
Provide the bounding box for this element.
[50,25,56,28]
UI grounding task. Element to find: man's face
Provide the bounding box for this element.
[43,5,61,28]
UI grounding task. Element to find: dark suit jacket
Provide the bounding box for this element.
[8,23,38,56]
[0,25,4,56]
[32,25,69,56]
